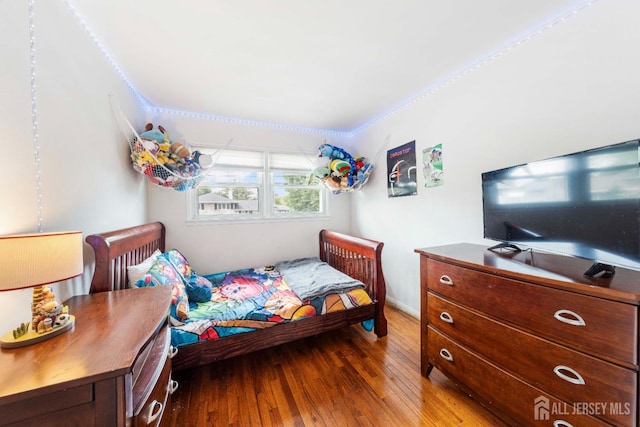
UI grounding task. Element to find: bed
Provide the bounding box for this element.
[85,222,388,371]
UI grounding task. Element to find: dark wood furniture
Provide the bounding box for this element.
[86,222,387,372]
[0,285,174,427]
[416,243,640,427]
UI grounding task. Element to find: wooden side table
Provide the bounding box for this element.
[0,285,174,427]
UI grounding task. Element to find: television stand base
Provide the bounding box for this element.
[488,242,522,253]
[584,262,615,278]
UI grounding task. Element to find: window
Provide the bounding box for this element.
[188,148,326,222]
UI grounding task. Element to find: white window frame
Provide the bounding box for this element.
[187,148,328,224]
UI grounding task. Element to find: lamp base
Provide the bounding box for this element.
[0,315,75,349]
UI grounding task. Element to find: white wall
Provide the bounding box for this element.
[145,113,352,273]
[350,0,640,316]
[0,1,146,334]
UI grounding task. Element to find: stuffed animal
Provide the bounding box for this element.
[330,159,351,176]
[354,163,373,189]
[312,166,331,180]
[318,143,353,162]
[318,143,358,186]
[140,123,171,152]
[323,175,349,193]
[170,141,190,159]
[140,139,159,154]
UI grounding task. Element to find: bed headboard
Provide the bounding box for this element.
[86,222,165,293]
[319,229,386,307]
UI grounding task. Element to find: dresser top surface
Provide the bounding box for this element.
[416,243,640,303]
[0,285,172,403]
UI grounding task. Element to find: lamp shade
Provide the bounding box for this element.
[0,231,83,291]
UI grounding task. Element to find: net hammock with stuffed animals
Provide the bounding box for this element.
[313,142,373,194]
[114,105,213,191]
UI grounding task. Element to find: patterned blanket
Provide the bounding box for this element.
[170,265,373,348]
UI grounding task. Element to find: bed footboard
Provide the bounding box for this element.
[319,229,388,337]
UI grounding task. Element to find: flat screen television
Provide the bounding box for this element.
[482,138,640,277]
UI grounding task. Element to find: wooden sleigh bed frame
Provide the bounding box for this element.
[86,222,388,371]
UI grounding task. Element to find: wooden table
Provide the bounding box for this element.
[0,285,173,427]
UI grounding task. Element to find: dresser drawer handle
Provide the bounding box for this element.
[169,379,179,395]
[169,345,179,359]
[439,348,454,362]
[553,310,586,327]
[554,421,574,427]
[439,275,454,286]
[439,312,454,324]
[146,400,164,424]
[553,365,585,385]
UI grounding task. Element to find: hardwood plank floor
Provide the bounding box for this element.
[168,305,508,426]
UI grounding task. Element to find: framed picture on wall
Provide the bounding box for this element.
[387,140,417,198]
[423,143,443,187]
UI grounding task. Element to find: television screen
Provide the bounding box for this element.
[482,139,640,276]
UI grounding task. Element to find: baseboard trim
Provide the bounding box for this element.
[385,296,419,319]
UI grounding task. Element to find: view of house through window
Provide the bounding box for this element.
[189,148,326,221]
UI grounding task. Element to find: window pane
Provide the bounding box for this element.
[274,188,321,213]
[204,168,260,185]
[272,172,313,186]
[198,186,260,216]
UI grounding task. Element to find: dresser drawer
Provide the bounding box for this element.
[426,259,638,365]
[1,383,95,426]
[428,327,610,427]
[429,293,636,426]
[133,326,172,427]
[135,357,172,427]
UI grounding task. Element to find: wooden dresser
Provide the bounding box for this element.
[0,285,175,427]
[415,243,640,427]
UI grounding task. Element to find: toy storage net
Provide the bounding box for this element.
[313,143,374,194]
[317,169,373,194]
[115,108,211,191]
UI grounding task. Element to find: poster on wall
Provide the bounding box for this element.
[387,140,417,198]
[423,143,443,188]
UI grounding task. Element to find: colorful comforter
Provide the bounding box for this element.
[170,261,374,348]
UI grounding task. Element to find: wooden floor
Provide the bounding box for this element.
[168,305,507,426]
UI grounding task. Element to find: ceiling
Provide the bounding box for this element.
[67,0,588,134]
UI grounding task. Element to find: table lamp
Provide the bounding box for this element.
[0,231,83,348]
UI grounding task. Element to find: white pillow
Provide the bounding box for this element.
[127,249,162,287]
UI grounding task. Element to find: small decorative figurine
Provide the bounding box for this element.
[31,285,65,334]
